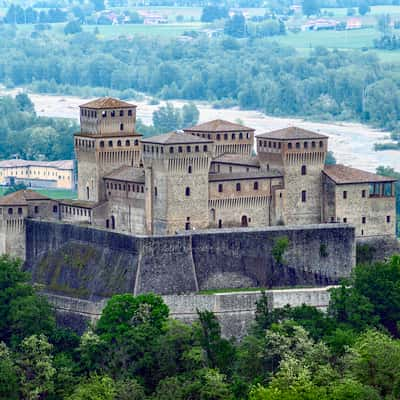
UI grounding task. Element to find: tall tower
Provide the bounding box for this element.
[141,132,213,235]
[257,127,328,225]
[74,98,142,203]
[183,120,255,159]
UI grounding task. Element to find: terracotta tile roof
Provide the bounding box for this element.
[212,154,260,167]
[0,189,51,206]
[79,97,137,109]
[75,132,142,138]
[59,199,101,209]
[184,119,255,133]
[0,159,73,170]
[104,166,145,183]
[141,131,213,145]
[209,170,282,182]
[257,126,328,140]
[323,164,397,184]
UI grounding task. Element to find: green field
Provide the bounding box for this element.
[321,5,400,17]
[273,28,380,50]
[83,22,204,38]
[0,187,76,200]
[15,21,205,39]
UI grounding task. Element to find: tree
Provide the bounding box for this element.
[302,0,320,17]
[0,256,56,347]
[182,103,199,128]
[224,13,247,38]
[201,6,229,23]
[17,334,55,400]
[325,151,336,165]
[195,310,236,376]
[349,330,400,398]
[64,20,82,35]
[152,103,182,133]
[358,3,370,16]
[92,0,105,12]
[92,293,169,379]
[67,375,116,400]
[0,342,18,400]
[15,93,34,113]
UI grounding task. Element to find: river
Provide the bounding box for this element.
[6,90,400,172]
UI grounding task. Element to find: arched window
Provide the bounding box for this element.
[319,141,324,148]
[169,147,174,154]
[134,140,139,146]
[232,133,236,140]
[218,184,223,193]
[120,110,124,116]
[253,181,259,190]
[126,140,130,146]
[86,187,90,200]
[185,187,190,196]
[301,165,307,175]
[108,140,113,147]
[236,183,241,192]
[216,134,221,141]
[102,111,107,118]
[239,132,243,139]
[187,146,191,152]
[111,110,115,117]
[195,145,199,152]
[301,190,307,202]
[178,146,183,153]
[224,134,228,140]
[120,123,124,131]
[288,143,292,149]
[111,215,115,229]
[100,141,105,148]
[203,145,208,152]
[188,166,192,174]
[117,140,122,147]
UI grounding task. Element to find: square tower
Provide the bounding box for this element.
[257,127,328,225]
[142,132,213,235]
[183,119,255,159]
[74,98,142,203]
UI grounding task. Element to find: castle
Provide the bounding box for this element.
[0,97,396,259]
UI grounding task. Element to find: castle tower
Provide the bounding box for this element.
[141,132,213,235]
[183,120,255,158]
[74,98,142,203]
[257,127,328,225]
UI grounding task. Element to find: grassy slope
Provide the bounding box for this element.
[0,187,76,200]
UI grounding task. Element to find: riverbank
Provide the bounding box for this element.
[2,89,398,172]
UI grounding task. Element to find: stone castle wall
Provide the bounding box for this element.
[24,220,355,300]
[44,286,335,338]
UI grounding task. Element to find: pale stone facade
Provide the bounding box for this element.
[0,159,74,189]
[0,97,396,261]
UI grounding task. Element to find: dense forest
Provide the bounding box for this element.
[2,25,400,139]
[2,253,400,399]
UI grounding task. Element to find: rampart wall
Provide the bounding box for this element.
[25,220,355,299]
[44,287,335,338]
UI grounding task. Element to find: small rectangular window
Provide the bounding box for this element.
[218,184,223,193]
[362,216,366,224]
[236,183,241,192]
[301,190,306,202]
[387,215,391,223]
[362,190,366,198]
[343,217,347,223]
[343,191,347,199]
